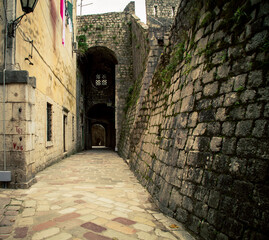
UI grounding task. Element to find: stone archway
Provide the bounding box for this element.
[91,124,106,146]
[87,104,115,149]
[78,47,118,150]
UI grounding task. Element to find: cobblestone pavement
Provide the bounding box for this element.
[0,149,195,240]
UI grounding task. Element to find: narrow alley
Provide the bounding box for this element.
[0,150,195,240]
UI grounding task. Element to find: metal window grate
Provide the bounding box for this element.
[72,116,75,141]
[96,74,108,86]
[47,103,52,141]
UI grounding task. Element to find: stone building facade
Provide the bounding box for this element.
[0,0,78,188]
[119,0,269,239]
[76,2,150,150]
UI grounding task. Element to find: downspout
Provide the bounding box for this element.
[2,0,7,172]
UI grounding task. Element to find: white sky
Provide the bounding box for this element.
[77,0,146,23]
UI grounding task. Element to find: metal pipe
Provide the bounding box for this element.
[3,0,8,171]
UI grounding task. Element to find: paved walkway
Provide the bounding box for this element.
[0,150,195,240]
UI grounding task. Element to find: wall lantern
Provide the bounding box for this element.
[8,0,39,37]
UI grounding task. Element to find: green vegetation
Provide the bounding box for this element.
[235,86,244,92]
[200,12,214,28]
[124,82,141,113]
[261,40,269,52]
[80,25,88,33]
[77,35,88,53]
[233,7,247,23]
[158,43,185,86]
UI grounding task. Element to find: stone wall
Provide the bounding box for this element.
[77,11,133,149]
[146,0,179,34]
[119,0,269,239]
[0,0,78,188]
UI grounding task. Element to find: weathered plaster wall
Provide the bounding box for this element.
[0,0,78,187]
[119,0,269,239]
[0,1,5,69]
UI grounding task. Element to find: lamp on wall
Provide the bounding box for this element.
[8,0,39,37]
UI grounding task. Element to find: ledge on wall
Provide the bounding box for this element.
[0,70,36,88]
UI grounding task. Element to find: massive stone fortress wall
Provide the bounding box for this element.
[119,0,269,239]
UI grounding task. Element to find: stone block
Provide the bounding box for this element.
[258,87,269,101]
[212,96,224,109]
[187,151,210,168]
[204,82,218,96]
[208,190,221,209]
[181,181,196,197]
[177,151,187,168]
[222,137,236,155]
[237,138,258,158]
[198,109,215,122]
[222,217,244,239]
[223,92,238,107]
[228,106,245,120]
[194,201,208,219]
[216,108,227,121]
[175,208,188,223]
[210,137,222,152]
[233,74,247,91]
[246,103,262,119]
[6,84,28,103]
[217,64,230,79]
[11,134,34,152]
[188,215,200,234]
[182,196,193,212]
[252,120,267,137]
[187,112,198,127]
[0,85,8,102]
[202,68,216,84]
[207,122,221,135]
[208,209,226,231]
[0,103,13,121]
[181,96,194,112]
[175,113,188,128]
[187,167,203,184]
[169,188,183,212]
[193,137,210,151]
[246,30,268,52]
[200,221,217,240]
[235,120,253,136]
[240,90,256,103]
[220,79,234,94]
[193,123,207,136]
[248,70,263,88]
[12,103,33,121]
[196,99,212,110]
[181,83,194,98]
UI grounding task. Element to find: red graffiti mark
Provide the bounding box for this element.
[13,143,23,151]
[15,126,23,134]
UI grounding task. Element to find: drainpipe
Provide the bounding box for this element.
[1,0,11,187]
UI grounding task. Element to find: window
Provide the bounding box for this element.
[154,6,158,17]
[72,116,75,141]
[95,74,108,87]
[47,103,52,141]
[172,7,175,17]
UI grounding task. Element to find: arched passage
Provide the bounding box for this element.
[91,124,106,146]
[78,46,117,150]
